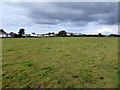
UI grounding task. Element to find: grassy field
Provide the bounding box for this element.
[2,37,118,88]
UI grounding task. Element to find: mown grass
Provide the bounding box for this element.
[2,37,118,88]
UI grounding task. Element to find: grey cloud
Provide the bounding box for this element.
[7,2,118,26]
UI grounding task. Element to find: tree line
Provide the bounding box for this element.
[57,30,120,37]
[6,28,120,38]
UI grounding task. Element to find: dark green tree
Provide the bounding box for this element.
[58,30,67,37]
[51,32,55,34]
[70,33,73,36]
[98,33,102,37]
[18,28,25,37]
[48,32,51,35]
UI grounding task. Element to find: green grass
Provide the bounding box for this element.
[2,37,118,88]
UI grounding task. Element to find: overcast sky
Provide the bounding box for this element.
[1,2,118,34]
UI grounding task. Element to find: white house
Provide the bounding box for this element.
[66,33,71,36]
[49,34,55,37]
[73,33,82,36]
[37,34,43,37]
[30,33,37,37]
[44,34,49,37]
[0,29,7,38]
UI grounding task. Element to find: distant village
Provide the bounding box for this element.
[0,28,120,38]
